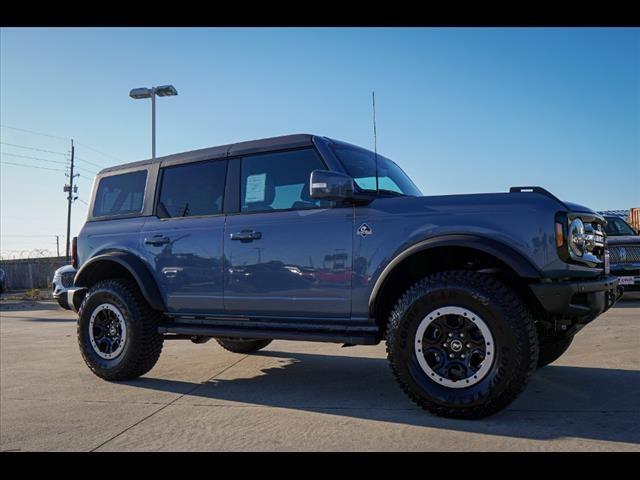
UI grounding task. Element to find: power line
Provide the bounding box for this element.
[73,165,97,176]
[0,124,69,142]
[0,161,65,172]
[0,141,68,156]
[1,140,107,172]
[0,151,67,165]
[1,124,121,163]
[75,140,122,162]
[0,154,94,176]
[75,155,107,169]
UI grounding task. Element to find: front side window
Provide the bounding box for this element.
[93,170,147,217]
[157,160,227,218]
[331,141,422,197]
[240,148,329,213]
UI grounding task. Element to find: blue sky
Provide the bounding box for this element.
[1,28,639,256]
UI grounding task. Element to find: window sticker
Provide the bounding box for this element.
[245,173,266,203]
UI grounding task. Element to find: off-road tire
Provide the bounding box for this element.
[77,278,164,381]
[537,333,574,368]
[386,270,539,419]
[216,338,272,354]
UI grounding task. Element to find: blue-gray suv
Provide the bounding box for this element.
[67,134,620,419]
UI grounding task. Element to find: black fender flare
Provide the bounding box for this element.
[75,251,165,312]
[368,234,542,316]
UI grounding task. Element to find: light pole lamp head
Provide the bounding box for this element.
[154,85,178,97]
[129,87,153,99]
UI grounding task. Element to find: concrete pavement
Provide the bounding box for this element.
[1,298,639,451]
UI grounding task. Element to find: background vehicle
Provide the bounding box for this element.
[0,268,5,295]
[602,215,640,292]
[65,134,619,419]
[52,265,76,309]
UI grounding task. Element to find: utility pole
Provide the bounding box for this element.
[64,140,78,260]
[56,235,60,257]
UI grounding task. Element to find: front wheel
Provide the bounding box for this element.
[386,270,539,419]
[77,279,164,381]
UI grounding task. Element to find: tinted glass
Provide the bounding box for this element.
[331,142,422,196]
[604,217,636,236]
[240,148,328,212]
[93,170,147,217]
[157,160,227,218]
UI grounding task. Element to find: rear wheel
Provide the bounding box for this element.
[77,278,164,381]
[537,333,574,368]
[216,338,272,354]
[386,270,538,419]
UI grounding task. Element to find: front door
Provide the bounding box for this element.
[223,148,353,319]
[141,158,227,314]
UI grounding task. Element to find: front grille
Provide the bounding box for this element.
[61,272,75,288]
[609,245,640,264]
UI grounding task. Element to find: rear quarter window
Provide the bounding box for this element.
[93,170,147,218]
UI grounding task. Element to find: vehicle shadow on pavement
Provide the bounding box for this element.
[4,315,77,323]
[613,299,640,308]
[132,349,640,446]
[0,301,63,312]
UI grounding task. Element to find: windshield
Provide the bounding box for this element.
[330,141,422,196]
[604,217,636,236]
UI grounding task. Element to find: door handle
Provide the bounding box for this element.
[229,230,262,242]
[144,235,170,246]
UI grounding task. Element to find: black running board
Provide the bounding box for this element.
[158,323,379,345]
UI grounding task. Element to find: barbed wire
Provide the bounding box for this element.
[0,248,60,260]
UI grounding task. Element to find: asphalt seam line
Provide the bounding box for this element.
[89,354,249,452]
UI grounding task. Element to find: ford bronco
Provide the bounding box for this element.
[67,134,620,419]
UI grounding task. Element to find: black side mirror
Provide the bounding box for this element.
[309,170,355,201]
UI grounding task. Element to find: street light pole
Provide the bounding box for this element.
[129,85,178,160]
[151,88,156,159]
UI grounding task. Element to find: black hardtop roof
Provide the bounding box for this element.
[98,133,318,174]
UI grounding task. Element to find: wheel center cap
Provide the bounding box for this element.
[109,325,117,336]
[450,339,463,352]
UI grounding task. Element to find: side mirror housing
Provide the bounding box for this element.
[309,170,355,201]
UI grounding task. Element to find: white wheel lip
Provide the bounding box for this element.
[414,306,495,389]
[89,303,127,360]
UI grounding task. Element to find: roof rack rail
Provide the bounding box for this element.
[509,186,566,208]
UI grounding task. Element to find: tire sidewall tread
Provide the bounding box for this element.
[77,278,164,381]
[386,270,539,419]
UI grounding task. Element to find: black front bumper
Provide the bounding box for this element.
[530,275,620,323]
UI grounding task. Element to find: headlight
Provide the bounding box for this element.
[568,218,585,257]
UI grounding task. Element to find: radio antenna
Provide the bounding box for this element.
[372,91,379,193]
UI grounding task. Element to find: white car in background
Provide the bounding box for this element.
[52,265,76,310]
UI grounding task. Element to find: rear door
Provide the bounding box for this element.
[223,148,354,319]
[140,158,227,314]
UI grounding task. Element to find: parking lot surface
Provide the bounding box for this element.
[1,297,639,451]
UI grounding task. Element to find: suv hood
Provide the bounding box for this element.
[562,201,598,215]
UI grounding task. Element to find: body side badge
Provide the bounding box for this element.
[358,223,373,237]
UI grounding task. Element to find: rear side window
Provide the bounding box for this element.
[157,160,227,218]
[93,170,147,217]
